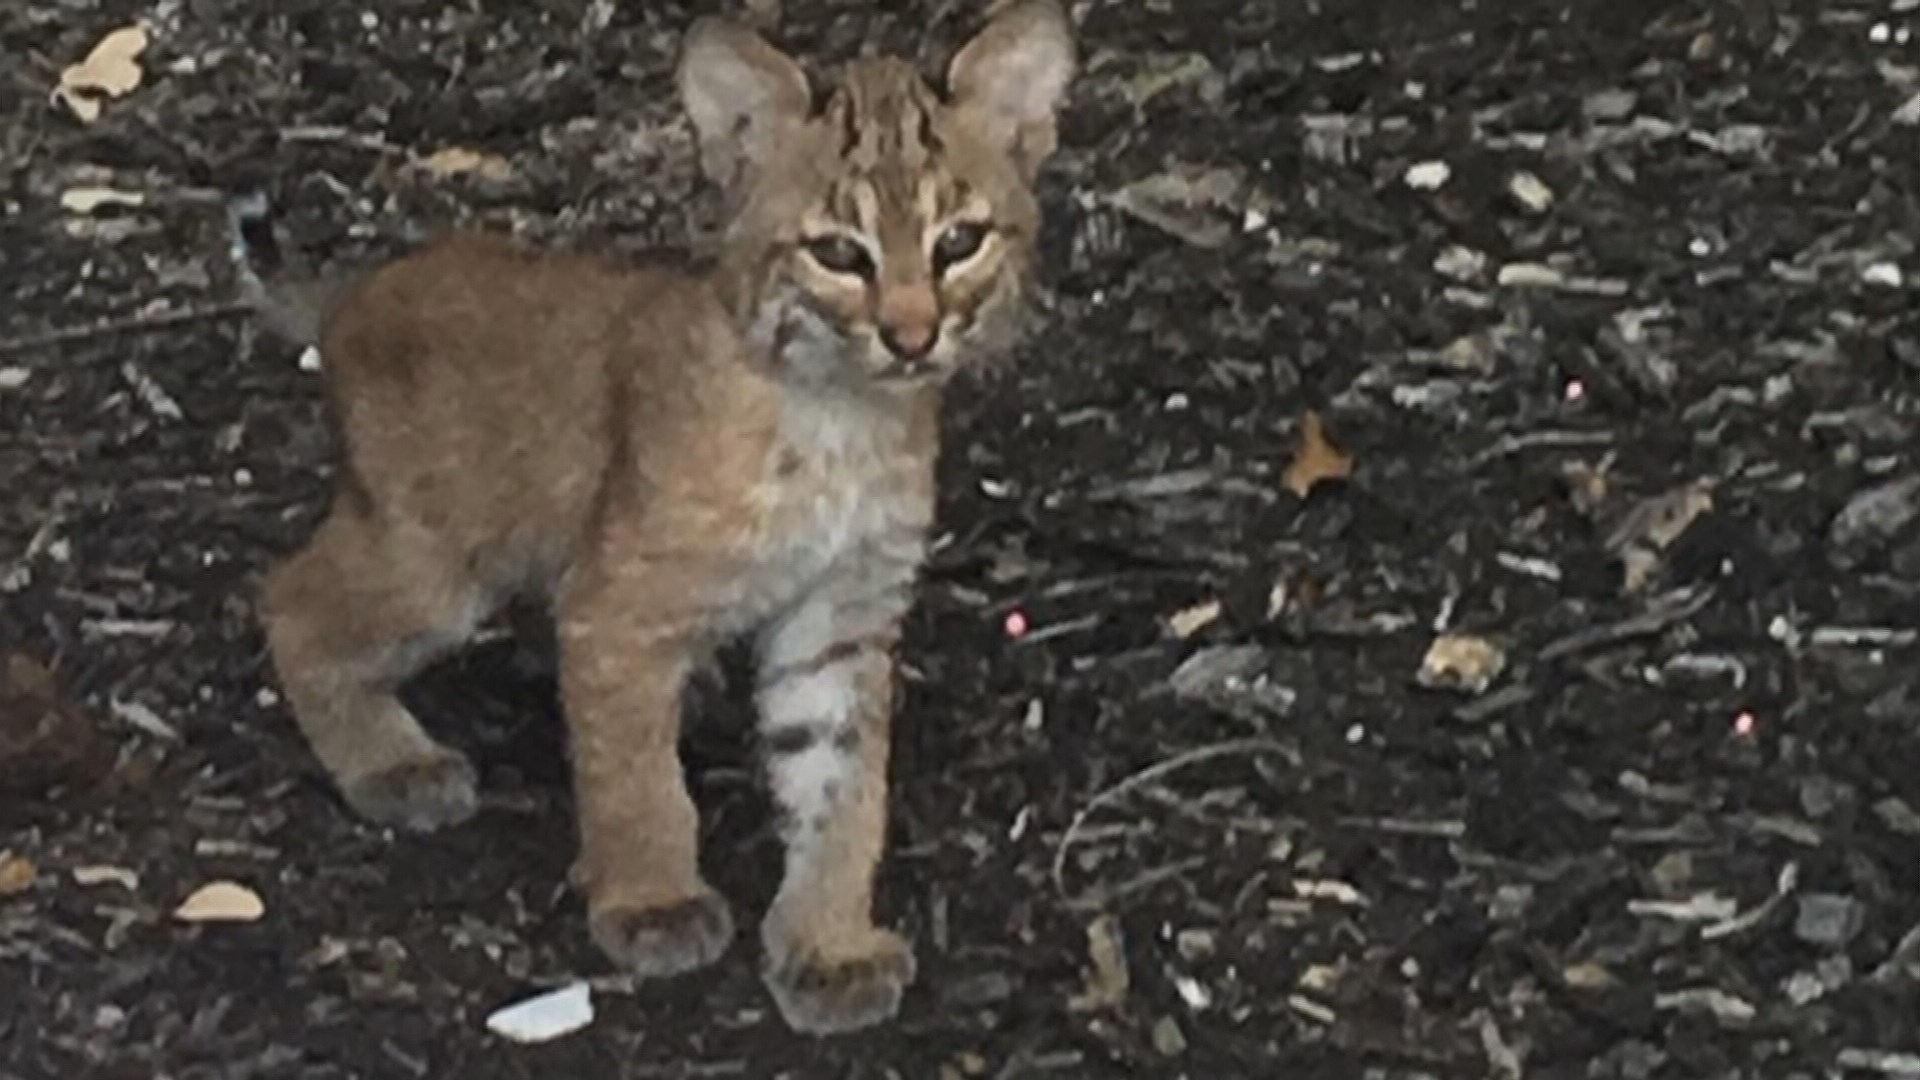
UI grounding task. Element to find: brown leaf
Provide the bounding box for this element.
[1283,411,1353,498]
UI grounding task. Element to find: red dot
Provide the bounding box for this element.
[1003,610,1029,638]
[1732,711,1756,737]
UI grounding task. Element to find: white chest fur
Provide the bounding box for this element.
[734,387,930,622]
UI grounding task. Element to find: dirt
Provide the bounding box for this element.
[4,0,1920,1077]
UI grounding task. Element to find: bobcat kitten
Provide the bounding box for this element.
[253,1,1074,1035]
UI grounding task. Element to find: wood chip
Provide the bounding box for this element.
[60,187,146,214]
[1283,410,1352,498]
[414,147,516,183]
[52,24,150,124]
[1167,599,1222,639]
[0,852,36,897]
[1416,633,1507,694]
[73,864,140,891]
[1068,913,1130,1012]
[174,880,265,923]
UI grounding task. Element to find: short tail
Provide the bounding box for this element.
[226,193,346,346]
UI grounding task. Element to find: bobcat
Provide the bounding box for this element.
[249,1,1074,1035]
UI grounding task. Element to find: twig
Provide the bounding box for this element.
[1537,585,1716,662]
[1337,815,1467,839]
[1051,737,1296,899]
[0,303,251,360]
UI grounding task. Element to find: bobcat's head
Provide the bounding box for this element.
[680,1,1075,391]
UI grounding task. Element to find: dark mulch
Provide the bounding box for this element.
[4,0,1920,1077]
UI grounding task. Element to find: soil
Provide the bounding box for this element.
[5,1,1920,1078]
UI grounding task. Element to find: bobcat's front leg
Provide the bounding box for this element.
[558,545,734,978]
[753,550,919,1034]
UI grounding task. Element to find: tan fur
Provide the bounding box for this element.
[256,1,1074,1036]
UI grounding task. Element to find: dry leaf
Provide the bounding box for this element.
[60,187,146,215]
[1416,633,1507,694]
[1283,411,1352,498]
[414,147,515,182]
[174,880,264,923]
[1167,599,1222,639]
[52,25,150,124]
[0,852,36,897]
[1068,914,1130,1012]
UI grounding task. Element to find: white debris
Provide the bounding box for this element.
[1629,893,1739,922]
[297,345,323,372]
[1404,160,1451,190]
[120,361,183,420]
[1893,90,1920,127]
[1434,244,1487,281]
[485,981,595,1044]
[1496,262,1566,288]
[0,368,31,391]
[1654,987,1755,1023]
[110,697,182,741]
[73,865,140,891]
[1507,170,1554,213]
[1862,261,1904,288]
[1173,972,1212,1011]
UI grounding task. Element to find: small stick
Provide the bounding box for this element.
[0,303,251,360]
[1051,736,1296,899]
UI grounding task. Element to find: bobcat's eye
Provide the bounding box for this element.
[933,221,989,274]
[802,234,875,279]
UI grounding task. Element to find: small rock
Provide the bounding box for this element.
[1416,633,1507,694]
[1404,160,1451,190]
[1434,245,1486,281]
[485,981,594,1044]
[1507,170,1554,213]
[1583,87,1638,120]
[1151,1015,1188,1056]
[1794,893,1865,948]
[1862,261,1904,288]
[1174,927,1216,961]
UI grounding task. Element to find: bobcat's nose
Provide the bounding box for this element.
[879,320,939,362]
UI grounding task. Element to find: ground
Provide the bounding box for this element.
[3,0,1920,1077]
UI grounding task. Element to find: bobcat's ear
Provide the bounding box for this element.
[679,18,813,198]
[946,0,1076,181]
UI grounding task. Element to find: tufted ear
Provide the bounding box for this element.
[678,18,813,198]
[946,0,1076,180]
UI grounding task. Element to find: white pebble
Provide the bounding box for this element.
[1862,262,1904,288]
[1508,171,1555,213]
[1403,160,1451,191]
[485,982,594,1044]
